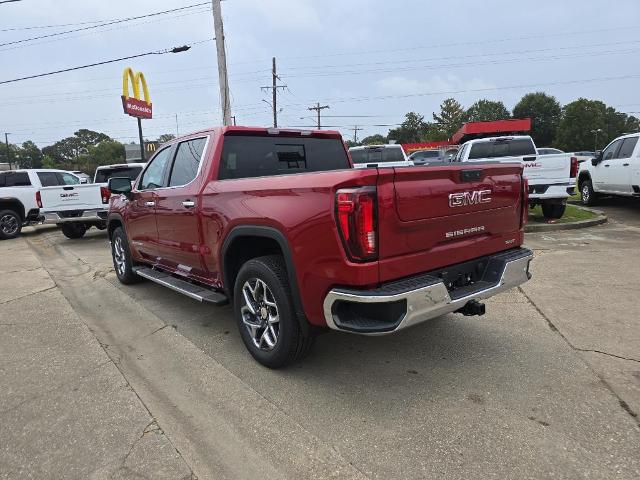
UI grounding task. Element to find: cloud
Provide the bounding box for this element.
[375,74,496,97]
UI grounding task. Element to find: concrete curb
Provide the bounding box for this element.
[525,205,608,233]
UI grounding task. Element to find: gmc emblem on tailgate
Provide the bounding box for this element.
[448,190,491,208]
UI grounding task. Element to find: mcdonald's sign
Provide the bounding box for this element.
[121,67,152,119]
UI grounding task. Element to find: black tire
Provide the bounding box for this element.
[541,202,566,220]
[110,227,142,284]
[0,209,22,240]
[579,178,597,206]
[60,223,87,239]
[233,255,314,368]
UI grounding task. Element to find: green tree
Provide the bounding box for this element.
[157,134,176,144]
[432,98,466,139]
[16,141,44,169]
[76,140,126,177]
[555,98,607,151]
[388,112,428,143]
[42,129,112,168]
[465,99,510,122]
[0,142,19,165]
[512,92,561,147]
[360,134,387,145]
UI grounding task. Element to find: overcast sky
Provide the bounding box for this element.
[1,0,639,147]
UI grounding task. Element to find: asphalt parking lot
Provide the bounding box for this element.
[2,199,639,479]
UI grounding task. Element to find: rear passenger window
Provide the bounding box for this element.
[4,172,31,187]
[168,138,207,187]
[219,136,350,180]
[616,137,638,159]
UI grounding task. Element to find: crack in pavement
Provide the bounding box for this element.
[518,286,640,427]
[574,348,640,364]
[0,285,56,305]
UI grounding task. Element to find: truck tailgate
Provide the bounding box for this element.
[377,164,524,281]
[524,153,570,183]
[40,184,103,212]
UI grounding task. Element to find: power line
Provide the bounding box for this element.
[0,45,192,85]
[0,2,210,48]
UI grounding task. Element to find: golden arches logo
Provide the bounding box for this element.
[121,67,152,119]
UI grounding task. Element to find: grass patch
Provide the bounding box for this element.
[528,204,598,224]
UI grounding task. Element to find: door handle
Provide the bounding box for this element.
[145,201,156,207]
[181,200,196,208]
[623,163,630,167]
[604,164,610,167]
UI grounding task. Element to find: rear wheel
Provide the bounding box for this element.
[111,227,141,284]
[0,209,22,240]
[60,223,87,239]
[541,202,566,220]
[580,178,597,206]
[233,255,314,368]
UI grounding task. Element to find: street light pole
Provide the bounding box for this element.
[211,0,232,126]
[591,128,603,151]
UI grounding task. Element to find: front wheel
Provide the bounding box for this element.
[580,179,597,206]
[111,227,141,284]
[0,209,22,240]
[234,255,314,368]
[60,223,87,239]
[541,202,566,220]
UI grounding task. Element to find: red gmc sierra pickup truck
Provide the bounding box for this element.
[106,126,532,368]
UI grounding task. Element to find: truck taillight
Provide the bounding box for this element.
[570,156,578,178]
[36,191,42,209]
[521,178,529,228]
[336,187,377,261]
[100,186,111,204]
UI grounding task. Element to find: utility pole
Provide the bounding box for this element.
[350,125,363,143]
[4,133,12,170]
[211,0,232,126]
[261,57,286,127]
[175,113,179,136]
[308,102,330,130]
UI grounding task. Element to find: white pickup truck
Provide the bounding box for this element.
[0,169,83,240]
[577,132,640,205]
[455,135,577,220]
[40,163,145,239]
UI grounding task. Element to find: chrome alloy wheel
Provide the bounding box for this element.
[240,278,280,351]
[581,183,590,203]
[113,236,127,277]
[0,214,19,236]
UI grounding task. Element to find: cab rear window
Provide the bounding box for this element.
[350,147,404,164]
[219,136,350,180]
[469,139,536,159]
[0,172,31,187]
[95,166,143,183]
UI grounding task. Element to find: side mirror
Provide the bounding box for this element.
[108,177,133,198]
[591,150,603,166]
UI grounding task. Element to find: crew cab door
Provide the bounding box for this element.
[610,136,638,193]
[596,139,623,192]
[127,146,173,261]
[154,136,210,281]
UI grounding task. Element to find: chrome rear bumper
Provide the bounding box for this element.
[323,248,533,334]
[43,209,108,224]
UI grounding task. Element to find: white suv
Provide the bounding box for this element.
[577,133,640,205]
